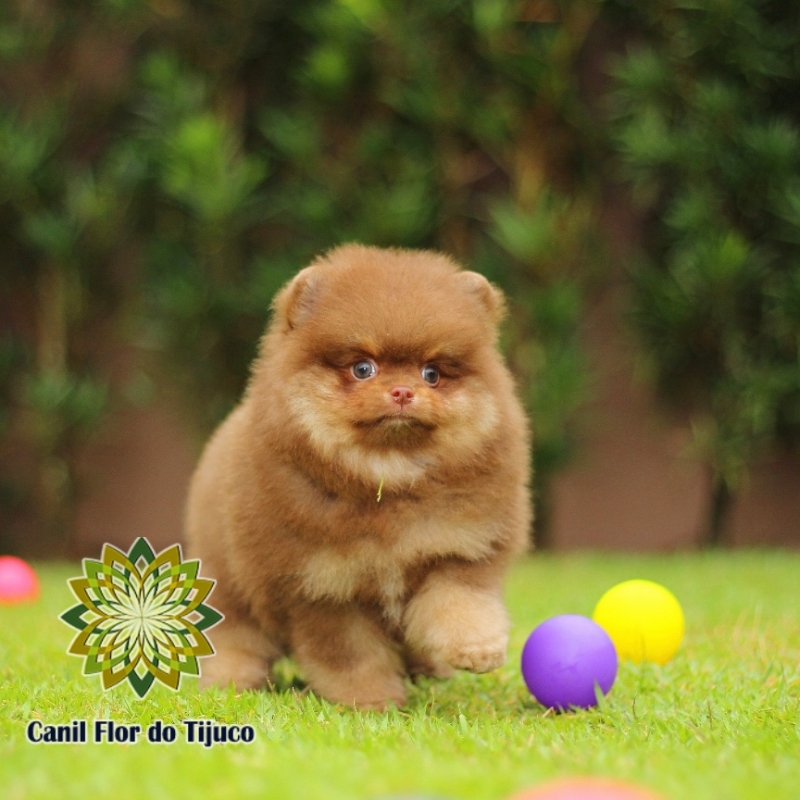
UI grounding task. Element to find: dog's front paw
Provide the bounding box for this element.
[403,578,510,675]
[444,631,508,673]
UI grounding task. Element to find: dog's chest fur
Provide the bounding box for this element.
[296,516,499,623]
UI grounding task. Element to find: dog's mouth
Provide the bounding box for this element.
[354,413,436,432]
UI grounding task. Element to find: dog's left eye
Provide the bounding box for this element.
[421,364,440,386]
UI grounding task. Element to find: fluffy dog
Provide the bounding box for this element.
[185,244,531,709]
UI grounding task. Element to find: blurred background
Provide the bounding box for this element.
[1,0,799,558]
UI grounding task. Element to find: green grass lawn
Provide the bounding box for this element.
[1,551,798,800]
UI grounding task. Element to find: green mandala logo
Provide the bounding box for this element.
[60,538,222,699]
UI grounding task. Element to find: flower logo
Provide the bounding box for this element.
[60,538,222,698]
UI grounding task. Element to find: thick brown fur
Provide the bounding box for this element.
[185,244,532,709]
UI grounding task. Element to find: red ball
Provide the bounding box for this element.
[0,556,40,604]
[509,778,666,800]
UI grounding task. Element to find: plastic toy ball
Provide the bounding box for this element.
[508,777,666,800]
[0,556,40,605]
[521,615,618,711]
[592,579,684,665]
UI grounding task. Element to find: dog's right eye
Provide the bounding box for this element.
[351,360,378,380]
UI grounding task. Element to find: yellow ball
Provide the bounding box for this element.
[592,579,685,665]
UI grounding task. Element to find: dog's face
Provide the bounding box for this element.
[262,245,509,487]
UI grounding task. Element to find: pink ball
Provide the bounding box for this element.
[509,778,667,800]
[0,556,40,604]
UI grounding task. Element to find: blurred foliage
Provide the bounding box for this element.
[1,0,798,552]
[607,0,800,543]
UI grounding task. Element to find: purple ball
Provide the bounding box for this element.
[521,615,618,711]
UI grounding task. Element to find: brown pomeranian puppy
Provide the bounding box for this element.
[185,243,531,709]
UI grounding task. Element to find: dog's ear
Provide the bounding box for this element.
[455,271,507,327]
[272,266,320,331]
